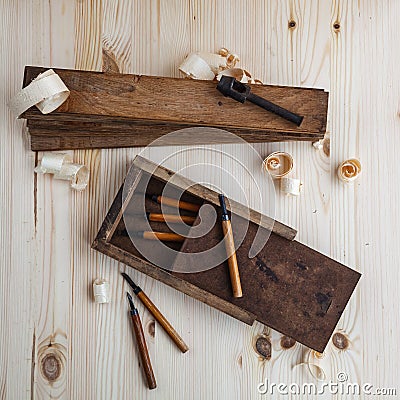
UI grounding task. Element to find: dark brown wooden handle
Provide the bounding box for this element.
[222,220,243,298]
[130,312,157,389]
[138,291,189,353]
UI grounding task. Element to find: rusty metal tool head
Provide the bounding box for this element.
[217,76,304,126]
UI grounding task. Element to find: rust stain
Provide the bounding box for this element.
[315,292,333,316]
[256,259,278,282]
[295,261,308,271]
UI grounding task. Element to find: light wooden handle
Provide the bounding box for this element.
[157,195,200,213]
[222,220,243,298]
[142,231,185,242]
[138,291,189,353]
[130,312,157,389]
[149,213,196,224]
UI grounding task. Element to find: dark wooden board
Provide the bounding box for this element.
[27,122,321,151]
[92,156,361,352]
[173,208,360,352]
[22,66,329,150]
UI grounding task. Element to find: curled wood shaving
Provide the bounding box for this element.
[280,177,303,196]
[337,159,361,183]
[34,152,89,191]
[93,278,110,304]
[312,139,324,150]
[293,350,327,381]
[218,47,240,68]
[179,52,226,80]
[8,69,69,117]
[34,153,72,174]
[54,162,89,191]
[262,152,294,178]
[263,152,303,196]
[179,48,260,82]
[293,362,326,381]
[216,68,253,83]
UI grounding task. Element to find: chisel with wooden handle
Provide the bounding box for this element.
[219,194,243,298]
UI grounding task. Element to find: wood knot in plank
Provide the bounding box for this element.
[332,332,349,350]
[323,137,330,157]
[147,320,155,338]
[40,353,62,382]
[288,20,297,29]
[102,48,120,73]
[254,336,271,360]
[237,354,242,368]
[333,22,341,32]
[280,335,296,349]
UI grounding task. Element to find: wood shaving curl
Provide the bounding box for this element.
[337,159,361,183]
[179,48,261,83]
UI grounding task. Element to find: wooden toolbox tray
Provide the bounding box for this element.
[22,66,328,151]
[92,156,361,352]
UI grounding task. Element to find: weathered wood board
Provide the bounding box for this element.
[21,65,328,150]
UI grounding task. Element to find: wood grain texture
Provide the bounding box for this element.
[27,121,322,151]
[2,1,399,399]
[0,1,40,399]
[21,65,328,150]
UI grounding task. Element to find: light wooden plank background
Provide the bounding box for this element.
[1,1,399,399]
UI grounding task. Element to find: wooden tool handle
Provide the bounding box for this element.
[143,231,185,242]
[222,220,243,298]
[138,291,189,353]
[157,195,200,213]
[130,312,157,390]
[149,213,195,224]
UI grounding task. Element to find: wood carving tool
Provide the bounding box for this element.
[145,212,195,224]
[217,75,304,126]
[147,194,200,213]
[122,273,189,353]
[126,292,157,390]
[130,230,185,242]
[218,194,243,298]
